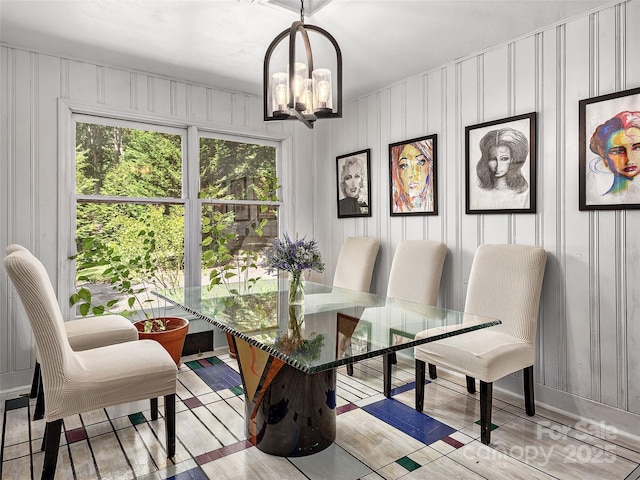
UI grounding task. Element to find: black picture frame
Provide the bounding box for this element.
[389,134,438,216]
[578,87,640,211]
[336,149,372,218]
[465,112,537,214]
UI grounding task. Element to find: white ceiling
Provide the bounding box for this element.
[0,0,614,101]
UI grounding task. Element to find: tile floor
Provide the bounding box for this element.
[2,350,640,480]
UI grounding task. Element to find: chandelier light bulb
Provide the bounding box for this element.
[313,68,332,113]
[272,72,288,116]
[301,78,314,114]
[291,62,308,109]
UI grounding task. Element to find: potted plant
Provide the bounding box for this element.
[69,224,189,366]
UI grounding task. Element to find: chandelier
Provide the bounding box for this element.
[263,0,342,129]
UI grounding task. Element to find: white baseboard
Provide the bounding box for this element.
[496,375,640,443]
[0,369,32,396]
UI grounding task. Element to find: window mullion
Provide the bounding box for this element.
[184,126,202,288]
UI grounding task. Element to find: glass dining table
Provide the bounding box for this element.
[154,279,500,457]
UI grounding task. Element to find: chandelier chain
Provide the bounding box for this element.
[300,0,305,23]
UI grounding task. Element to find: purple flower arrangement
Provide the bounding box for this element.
[260,233,325,278]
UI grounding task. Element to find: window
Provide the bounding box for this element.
[72,116,280,319]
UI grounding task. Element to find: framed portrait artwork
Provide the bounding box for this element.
[578,86,640,211]
[465,112,537,214]
[389,134,438,216]
[336,149,372,218]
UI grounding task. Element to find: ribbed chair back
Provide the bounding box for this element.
[387,240,446,305]
[464,243,547,344]
[333,236,380,292]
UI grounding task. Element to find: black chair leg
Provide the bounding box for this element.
[466,375,476,394]
[383,353,392,398]
[415,359,425,412]
[30,362,41,398]
[479,381,493,445]
[523,365,535,416]
[165,394,176,458]
[346,363,354,376]
[389,352,397,364]
[150,397,159,420]
[33,375,45,421]
[42,419,62,480]
[428,363,437,379]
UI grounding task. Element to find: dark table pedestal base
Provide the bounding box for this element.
[234,337,337,457]
[247,365,336,456]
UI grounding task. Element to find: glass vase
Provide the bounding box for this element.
[288,271,305,339]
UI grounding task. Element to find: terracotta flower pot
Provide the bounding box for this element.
[225,332,237,359]
[134,317,189,366]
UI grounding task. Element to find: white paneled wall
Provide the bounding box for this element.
[0,48,313,391]
[313,0,640,434]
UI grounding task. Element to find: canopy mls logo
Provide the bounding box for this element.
[537,419,618,442]
[463,420,618,467]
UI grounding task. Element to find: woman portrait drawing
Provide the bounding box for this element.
[389,135,437,216]
[466,113,536,213]
[336,150,371,218]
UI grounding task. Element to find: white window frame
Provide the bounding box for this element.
[58,99,285,319]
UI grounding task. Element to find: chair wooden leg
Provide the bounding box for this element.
[30,362,41,398]
[389,352,397,364]
[33,375,45,421]
[42,419,62,480]
[150,397,159,421]
[428,363,437,379]
[383,353,392,398]
[415,359,425,412]
[165,394,176,458]
[523,365,535,416]
[346,363,354,376]
[466,375,476,394]
[479,381,493,445]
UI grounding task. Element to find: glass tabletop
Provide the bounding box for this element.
[155,279,501,374]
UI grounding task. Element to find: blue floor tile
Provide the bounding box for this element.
[362,398,455,445]
[194,363,241,391]
[391,379,429,396]
[166,467,208,480]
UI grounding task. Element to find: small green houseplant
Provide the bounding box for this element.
[70,228,177,331]
[69,224,188,365]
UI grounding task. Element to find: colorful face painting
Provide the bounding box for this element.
[589,111,640,195]
[389,136,437,216]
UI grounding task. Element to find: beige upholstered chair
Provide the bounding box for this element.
[6,244,139,420]
[333,236,380,375]
[383,240,447,395]
[386,240,447,304]
[4,251,177,480]
[414,243,546,445]
[332,236,380,292]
